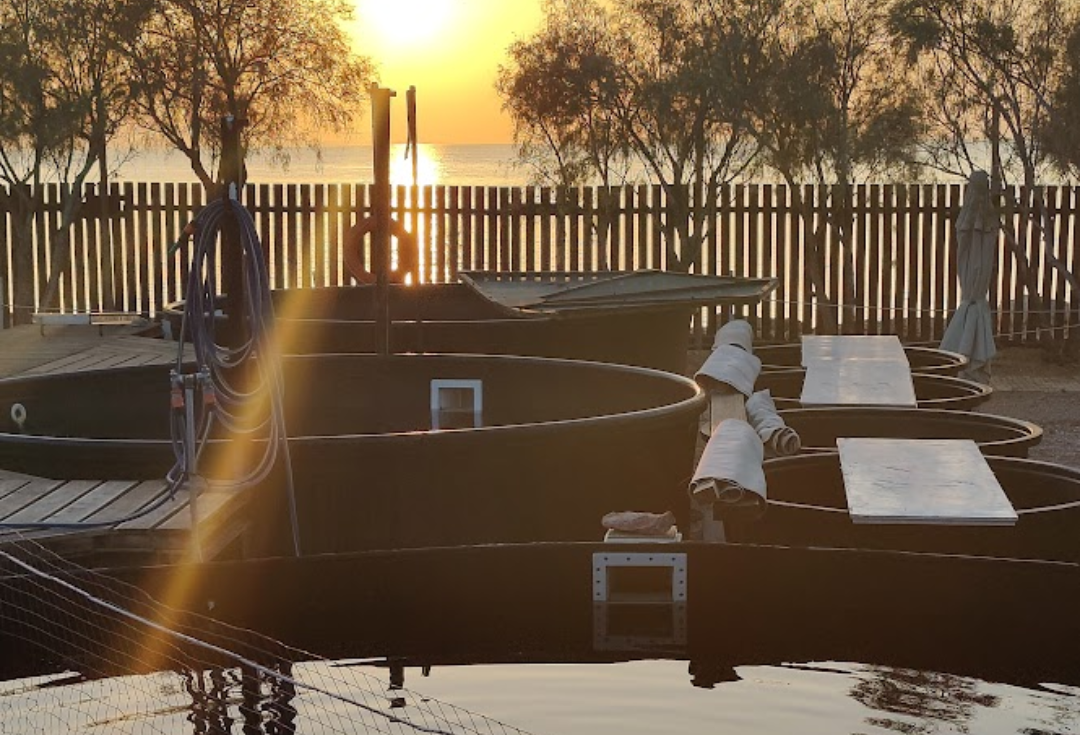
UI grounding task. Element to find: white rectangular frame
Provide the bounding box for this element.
[592,552,688,602]
[430,379,483,430]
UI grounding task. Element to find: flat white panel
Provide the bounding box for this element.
[801,335,907,366]
[838,438,1018,526]
[800,361,917,407]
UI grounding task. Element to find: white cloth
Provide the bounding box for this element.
[713,319,754,353]
[690,419,766,504]
[746,390,801,457]
[695,344,762,398]
[601,510,676,535]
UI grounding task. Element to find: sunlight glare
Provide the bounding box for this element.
[391,143,443,187]
[357,0,454,51]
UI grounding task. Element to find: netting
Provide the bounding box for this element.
[0,533,534,735]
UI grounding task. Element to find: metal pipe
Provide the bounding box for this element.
[183,373,202,561]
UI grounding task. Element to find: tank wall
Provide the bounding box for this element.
[779,408,1039,456]
[728,455,1080,563]
[756,370,991,410]
[280,354,698,435]
[756,343,966,376]
[277,307,691,373]
[277,413,700,554]
[271,283,502,321]
[0,367,172,439]
[0,356,698,440]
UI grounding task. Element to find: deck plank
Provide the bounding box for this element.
[14,331,189,378]
[0,327,230,562]
[0,477,33,504]
[0,479,65,521]
[157,489,237,531]
[1,480,102,525]
[117,484,189,530]
[45,480,140,524]
[80,479,172,525]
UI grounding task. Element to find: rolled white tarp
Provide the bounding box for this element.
[746,389,801,457]
[689,419,766,507]
[713,319,755,353]
[694,344,762,398]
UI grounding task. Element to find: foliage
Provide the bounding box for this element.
[0,0,151,320]
[127,0,375,187]
[0,0,147,186]
[889,0,1071,188]
[744,0,924,187]
[497,0,628,187]
[1039,17,1080,178]
[891,0,1079,339]
[498,0,772,272]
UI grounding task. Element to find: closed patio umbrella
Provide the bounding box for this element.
[940,170,998,383]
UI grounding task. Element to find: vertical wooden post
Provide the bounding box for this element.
[406,86,418,187]
[370,85,396,356]
[219,115,246,347]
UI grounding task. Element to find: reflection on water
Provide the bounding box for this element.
[180,664,299,735]
[849,666,999,734]
[2,660,1077,735]
[390,144,443,187]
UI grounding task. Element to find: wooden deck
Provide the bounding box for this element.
[0,322,191,379]
[0,470,250,563]
[0,324,247,564]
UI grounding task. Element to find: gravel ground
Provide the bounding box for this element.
[977,391,1080,469]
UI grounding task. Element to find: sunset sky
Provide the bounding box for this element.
[351,0,544,144]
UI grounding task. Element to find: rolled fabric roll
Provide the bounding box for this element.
[768,428,801,456]
[695,344,762,398]
[746,389,802,457]
[713,319,755,353]
[689,419,766,504]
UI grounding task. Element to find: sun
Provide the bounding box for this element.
[356,0,454,52]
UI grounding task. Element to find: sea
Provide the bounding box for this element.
[114,143,532,188]
[98,142,1050,187]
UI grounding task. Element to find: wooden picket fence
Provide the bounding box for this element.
[3,181,1077,346]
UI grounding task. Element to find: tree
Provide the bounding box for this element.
[128,0,374,189]
[498,0,767,273]
[737,0,925,332]
[1037,13,1080,357]
[1039,16,1080,176]
[497,0,629,188]
[0,0,150,322]
[891,0,1080,342]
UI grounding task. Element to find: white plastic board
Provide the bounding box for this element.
[801,335,908,366]
[837,438,1018,526]
[800,361,917,407]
